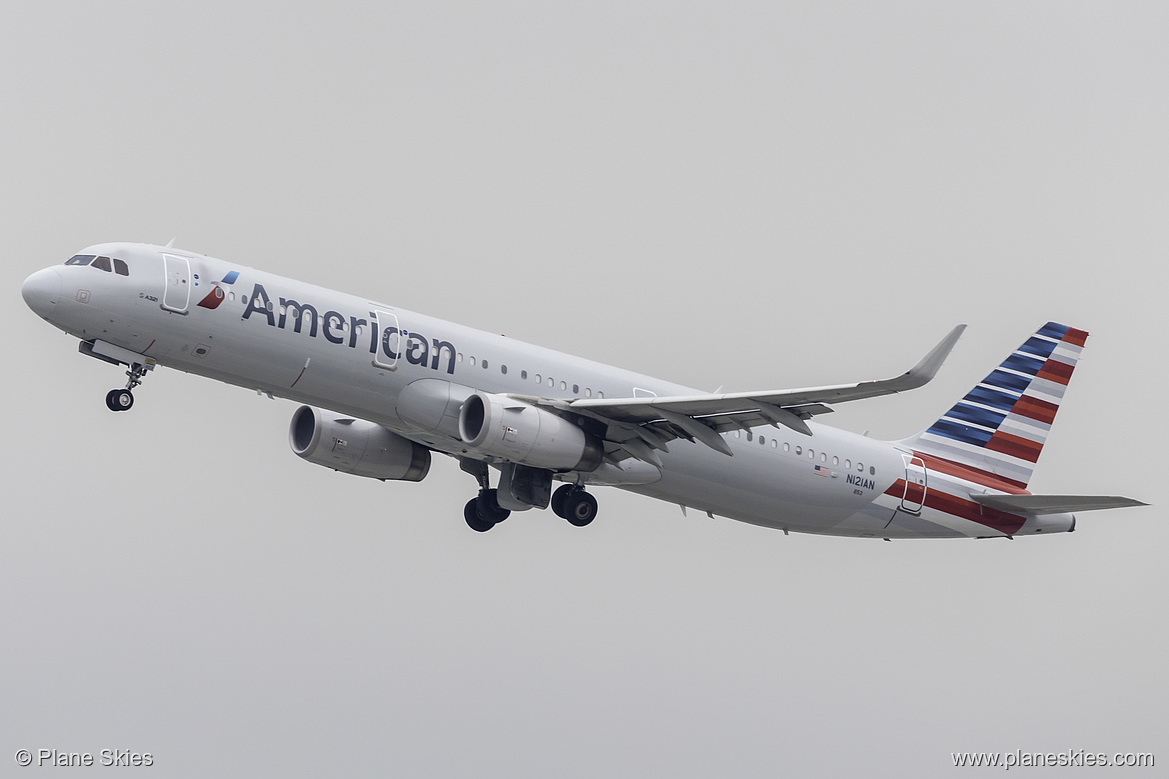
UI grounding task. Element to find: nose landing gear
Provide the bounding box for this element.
[105,388,134,411]
[105,361,150,412]
[79,340,154,413]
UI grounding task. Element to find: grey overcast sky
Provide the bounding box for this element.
[2,2,1165,776]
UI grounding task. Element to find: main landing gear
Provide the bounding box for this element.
[551,484,598,527]
[105,362,149,412]
[463,489,510,533]
[458,459,600,532]
[460,458,512,532]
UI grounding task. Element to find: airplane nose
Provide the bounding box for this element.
[22,267,63,318]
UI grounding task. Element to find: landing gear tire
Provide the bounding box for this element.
[551,484,573,518]
[105,389,134,412]
[478,489,511,524]
[464,499,495,532]
[464,490,511,532]
[553,486,598,527]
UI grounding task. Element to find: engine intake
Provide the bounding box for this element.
[290,406,431,482]
[458,392,602,472]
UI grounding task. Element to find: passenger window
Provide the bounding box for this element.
[573,384,579,394]
[795,446,802,456]
[833,456,839,466]
[808,449,814,458]
[482,360,488,370]
[501,365,508,375]
[521,370,528,380]
[870,466,876,475]
[857,462,864,472]
[821,453,827,462]
[559,380,566,391]
[113,259,129,276]
[92,256,112,272]
[585,388,592,397]
[66,255,94,266]
[783,442,790,452]
[845,459,851,469]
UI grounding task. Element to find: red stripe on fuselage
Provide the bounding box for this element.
[883,480,1026,535]
[1010,395,1059,425]
[985,431,1043,463]
[912,451,1030,492]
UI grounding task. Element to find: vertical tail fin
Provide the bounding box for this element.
[900,322,1089,490]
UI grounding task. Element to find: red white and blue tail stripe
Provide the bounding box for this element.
[901,322,1088,490]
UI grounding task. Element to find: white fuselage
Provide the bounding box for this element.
[24,243,1075,539]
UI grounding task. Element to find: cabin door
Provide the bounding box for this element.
[161,254,191,313]
[901,455,927,514]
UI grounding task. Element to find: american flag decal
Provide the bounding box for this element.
[813,465,830,477]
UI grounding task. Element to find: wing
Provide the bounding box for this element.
[522,325,966,466]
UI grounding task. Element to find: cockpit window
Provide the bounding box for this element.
[66,255,95,266]
[92,256,112,272]
[113,259,129,276]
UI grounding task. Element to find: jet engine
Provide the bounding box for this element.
[289,405,431,481]
[458,392,603,472]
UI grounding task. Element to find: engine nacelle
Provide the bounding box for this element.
[289,406,431,482]
[458,392,603,472]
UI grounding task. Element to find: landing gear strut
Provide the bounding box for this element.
[552,484,598,527]
[106,362,149,412]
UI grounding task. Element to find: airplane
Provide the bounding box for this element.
[21,242,1145,538]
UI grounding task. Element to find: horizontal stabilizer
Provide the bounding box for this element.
[970,494,1147,515]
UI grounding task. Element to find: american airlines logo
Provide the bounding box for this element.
[239,282,458,375]
[197,270,240,310]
